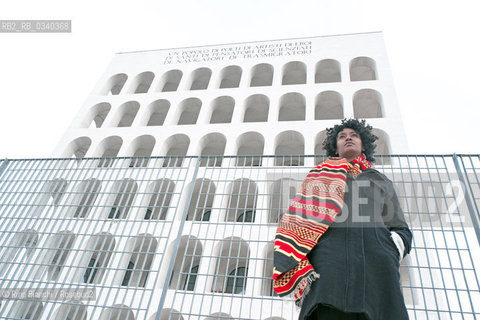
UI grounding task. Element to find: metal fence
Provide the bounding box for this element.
[0,154,479,320]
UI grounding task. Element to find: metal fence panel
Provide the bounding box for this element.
[0,155,479,320]
[0,157,195,320]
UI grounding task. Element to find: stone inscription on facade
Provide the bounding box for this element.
[164,41,312,64]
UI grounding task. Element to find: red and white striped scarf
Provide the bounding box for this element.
[273,155,371,307]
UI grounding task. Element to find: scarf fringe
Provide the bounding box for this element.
[294,271,320,309]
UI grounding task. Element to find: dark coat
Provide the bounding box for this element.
[298,168,413,320]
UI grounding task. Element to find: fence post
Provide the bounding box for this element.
[155,156,202,320]
[452,153,480,247]
[0,158,9,180]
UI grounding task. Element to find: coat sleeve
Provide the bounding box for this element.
[381,175,413,258]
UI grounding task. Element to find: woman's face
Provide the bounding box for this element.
[336,128,363,161]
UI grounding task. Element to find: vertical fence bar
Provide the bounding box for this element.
[154,156,201,320]
[453,153,480,247]
[0,158,9,179]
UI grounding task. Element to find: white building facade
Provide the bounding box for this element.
[54,32,408,161]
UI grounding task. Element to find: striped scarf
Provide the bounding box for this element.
[273,155,371,307]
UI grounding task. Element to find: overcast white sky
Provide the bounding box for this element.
[1,0,479,159]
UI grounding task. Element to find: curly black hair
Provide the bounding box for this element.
[323,118,378,163]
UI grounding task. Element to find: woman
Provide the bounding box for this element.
[273,119,412,320]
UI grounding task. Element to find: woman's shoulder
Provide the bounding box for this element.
[362,168,394,184]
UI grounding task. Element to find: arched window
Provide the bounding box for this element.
[353,89,383,118]
[184,265,199,291]
[100,305,134,320]
[268,178,298,223]
[81,233,115,284]
[177,98,202,125]
[219,65,242,88]
[210,96,235,124]
[206,313,234,320]
[274,131,305,166]
[126,135,155,167]
[243,94,269,123]
[48,179,68,206]
[143,179,175,220]
[190,67,212,90]
[62,137,92,159]
[278,92,305,121]
[107,179,137,219]
[226,267,247,294]
[187,179,216,221]
[122,261,135,286]
[100,73,127,95]
[162,134,190,167]
[95,136,123,168]
[212,237,249,294]
[198,133,226,167]
[51,302,87,320]
[9,301,43,319]
[113,101,140,127]
[315,91,343,120]
[236,211,255,223]
[169,236,202,291]
[145,99,170,126]
[120,234,157,287]
[236,132,264,166]
[314,130,328,165]
[84,257,99,283]
[282,61,306,85]
[152,309,184,320]
[130,71,155,94]
[0,229,38,277]
[201,210,211,221]
[372,128,391,165]
[250,63,273,87]
[27,179,68,216]
[81,103,111,128]
[226,179,258,222]
[159,69,182,92]
[350,56,377,81]
[315,59,341,83]
[45,231,75,281]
